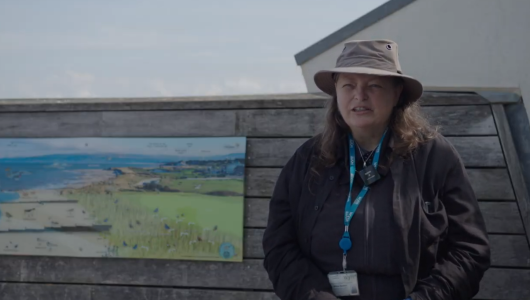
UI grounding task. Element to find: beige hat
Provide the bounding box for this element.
[314,39,423,106]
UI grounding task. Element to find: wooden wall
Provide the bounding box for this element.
[0,92,529,300]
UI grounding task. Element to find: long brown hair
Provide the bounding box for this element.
[312,77,437,175]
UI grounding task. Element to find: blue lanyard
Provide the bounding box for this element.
[339,129,387,270]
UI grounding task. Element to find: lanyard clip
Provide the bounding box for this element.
[342,253,347,272]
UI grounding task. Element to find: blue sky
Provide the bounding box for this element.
[0,137,246,158]
[0,0,387,99]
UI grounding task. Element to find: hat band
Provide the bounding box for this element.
[336,56,399,74]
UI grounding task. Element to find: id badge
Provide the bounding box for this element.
[327,270,359,297]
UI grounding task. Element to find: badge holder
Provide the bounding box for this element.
[327,236,359,297]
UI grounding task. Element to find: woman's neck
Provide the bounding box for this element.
[350,125,387,151]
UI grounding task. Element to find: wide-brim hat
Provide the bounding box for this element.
[314,39,423,106]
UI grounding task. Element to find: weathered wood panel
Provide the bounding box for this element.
[244,198,270,228]
[0,106,495,137]
[489,235,530,267]
[235,109,324,137]
[246,137,505,167]
[418,92,490,106]
[244,229,530,268]
[492,104,530,246]
[467,169,515,200]
[0,257,272,290]
[479,202,525,234]
[244,199,525,234]
[0,283,278,300]
[0,257,528,300]
[0,112,102,137]
[0,92,491,113]
[244,229,265,258]
[423,106,496,136]
[476,268,530,299]
[245,168,515,200]
[100,110,237,137]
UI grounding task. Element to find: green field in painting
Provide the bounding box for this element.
[160,178,244,195]
[124,191,243,237]
[72,189,244,261]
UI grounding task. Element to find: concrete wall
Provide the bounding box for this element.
[300,0,530,116]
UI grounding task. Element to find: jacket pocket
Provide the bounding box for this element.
[420,193,448,247]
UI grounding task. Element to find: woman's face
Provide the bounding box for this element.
[335,73,402,132]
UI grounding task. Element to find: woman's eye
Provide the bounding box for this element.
[342,84,354,89]
[370,84,382,88]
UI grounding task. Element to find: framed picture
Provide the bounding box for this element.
[0,137,246,262]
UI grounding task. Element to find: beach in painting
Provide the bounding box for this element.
[0,137,246,262]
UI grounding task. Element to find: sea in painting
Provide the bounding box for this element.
[0,137,246,262]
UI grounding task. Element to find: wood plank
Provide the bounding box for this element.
[419,92,490,106]
[446,136,505,167]
[245,168,515,200]
[0,257,273,290]
[243,229,530,268]
[100,110,237,137]
[479,202,524,234]
[466,169,514,200]
[0,283,278,300]
[0,93,329,112]
[0,106,495,138]
[0,112,102,137]
[246,137,504,167]
[0,92,488,112]
[243,201,525,235]
[0,257,528,300]
[244,198,270,228]
[246,138,307,167]
[244,201,524,234]
[489,235,530,267]
[235,109,324,137]
[244,229,265,258]
[476,268,530,299]
[492,104,530,247]
[423,106,497,136]
[245,168,281,198]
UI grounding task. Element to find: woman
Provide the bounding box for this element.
[262,40,490,300]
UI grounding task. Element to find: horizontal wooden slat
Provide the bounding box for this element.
[244,198,270,228]
[479,202,525,234]
[100,110,237,137]
[423,106,496,136]
[489,235,530,267]
[244,200,524,234]
[477,268,530,299]
[0,93,329,112]
[0,257,528,300]
[246,136,505,167]
[0,257,272,290]
[0,92,490,113]
[0,112,103,137]
[244,229,264,258]
[418,92,490,106]
[244,230,530,268]
[0,106,495,138]
[245,168,515,200]
[445,136,505,167]
[0,283,278,300]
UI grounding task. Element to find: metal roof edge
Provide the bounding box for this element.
[294,0,416,65]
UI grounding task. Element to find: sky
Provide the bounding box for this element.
[0,0,387,99]
[0,137,246,158]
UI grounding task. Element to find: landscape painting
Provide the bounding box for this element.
[0,137,246,262]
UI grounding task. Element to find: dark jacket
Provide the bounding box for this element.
[262,132,491,300]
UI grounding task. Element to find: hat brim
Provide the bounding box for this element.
[314,67,423,105]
